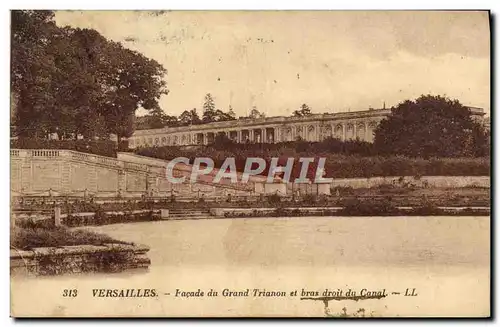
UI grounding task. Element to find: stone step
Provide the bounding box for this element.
[165,215,213,220]
[169,212,211,217]
[168,210,211,214]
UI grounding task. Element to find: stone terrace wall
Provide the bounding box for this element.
[11,149,154,197]
[10,243,150,276]
[10,149,254,198]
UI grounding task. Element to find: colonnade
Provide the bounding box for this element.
[129,120,381,148]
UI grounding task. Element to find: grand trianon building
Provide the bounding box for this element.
[127,107,487,148]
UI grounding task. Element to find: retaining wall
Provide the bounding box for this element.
[10,243,150,276]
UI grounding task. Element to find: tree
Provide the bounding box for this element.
[373,95,488,157]
[11,10,60,138]
[293,103,312,117]
[98,36,168,140]
[214,109,236,122]
[179,108,201,126]
[190,108,201,125]
[227,105,236,120]
[469,122,489,157]
[143,105,176,129]
[179,110,192,126]
[249,106,265,119]
[164,115,180,127]
[11,10,168,140]
[202,93,217,123]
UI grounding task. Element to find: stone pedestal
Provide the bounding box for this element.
[316,182,331,195]
[254,181,265,194]
[160,209,169,219]
[209,208,225,217]
[264,182,287,196]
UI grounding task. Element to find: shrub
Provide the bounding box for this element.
[302,194,317,204]
[267,194,281,205]
[135,143,489,179]
[11,226,131,250]
[339,198,399,216]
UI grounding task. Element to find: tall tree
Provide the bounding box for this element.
[373,95,488,157]
[179,108,201,126]
[249,106,265,119]
[293,103,312,117]
[227,105,236,120]
[143,105,176,129]
[214,108,236,122]
[11,10,59,138]
[11,10,169,140]
[179,110,192,126]
[98,37,168,140]
[190,108,201,125]
[202,93,217,123]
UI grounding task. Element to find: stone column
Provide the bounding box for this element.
[353,122,357,140]
[364,122,369,142]
[146,174,158,197]
[237,130,242,143]
[60,160,71,194]
[342,123,346,141]
[261,128,266,143]
[367,122,373,142]
[54,207,62,227]
[204,133,208,145]
[250,130,254,142]
[275,127,279,143]
[118,169,126,196]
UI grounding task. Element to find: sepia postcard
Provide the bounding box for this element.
[10,10,491,318]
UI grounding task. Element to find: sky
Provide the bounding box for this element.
[55,10,490,118]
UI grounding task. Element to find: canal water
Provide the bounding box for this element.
[11,216,490,317]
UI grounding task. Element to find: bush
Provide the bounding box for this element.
[11,226,131,250]
[302,194,317,204]
[135,143,489,179]
[339,198,399,216]
[331,186,354,195]
[266,194,281,205]
[410,203,443,216]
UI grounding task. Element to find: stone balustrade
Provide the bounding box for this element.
[11,149,149,173]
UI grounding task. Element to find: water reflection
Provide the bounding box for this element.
[11,216,490,317]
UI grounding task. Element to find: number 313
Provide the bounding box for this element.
[62,289,78,297]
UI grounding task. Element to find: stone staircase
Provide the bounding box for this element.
[166,208,213,220]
